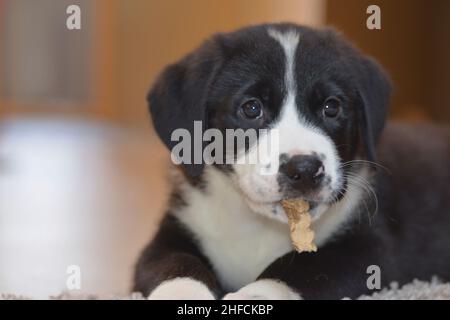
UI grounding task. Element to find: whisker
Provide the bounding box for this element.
[340,159,391,174]
[329,183,363,225]
[343,173,379,225]
[346,178,372,225]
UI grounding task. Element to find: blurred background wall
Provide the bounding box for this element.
[327,0,450,122]
[2,0,449,125]
[0,0,448,298]
[0,0,326,125]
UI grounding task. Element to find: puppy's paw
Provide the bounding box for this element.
[148,277,215,300]
[223,279,301,300]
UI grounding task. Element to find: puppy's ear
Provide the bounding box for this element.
[148,38,223,177]
[354,57,392,161]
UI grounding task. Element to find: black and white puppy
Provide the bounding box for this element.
[134,23,450,299]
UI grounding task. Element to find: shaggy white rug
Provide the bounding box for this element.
[2,279,450,300]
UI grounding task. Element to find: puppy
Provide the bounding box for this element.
[133,23,450,299]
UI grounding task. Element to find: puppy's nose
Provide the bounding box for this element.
[280,155,325,188]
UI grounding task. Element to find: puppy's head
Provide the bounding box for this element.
[149,23,391,222]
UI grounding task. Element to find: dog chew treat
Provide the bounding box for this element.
[281,199,317,253]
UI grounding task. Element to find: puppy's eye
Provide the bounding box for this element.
[322,97,341,118]
[240,99,263,119]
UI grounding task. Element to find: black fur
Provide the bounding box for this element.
[134,214,222,296]
[135,23,449,299]
[259,124,450,299]
[148,38,224,177]
[149,24,390,179]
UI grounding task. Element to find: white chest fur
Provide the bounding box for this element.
[174,169,293,291]
[174,168,365,291]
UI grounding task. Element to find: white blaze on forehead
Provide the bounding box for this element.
[267,28,341,191]
[267,29,299,93]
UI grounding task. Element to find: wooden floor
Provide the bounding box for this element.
[0,116,168,298]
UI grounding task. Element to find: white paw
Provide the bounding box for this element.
[223,279,301,300]
[148,277,215,300]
